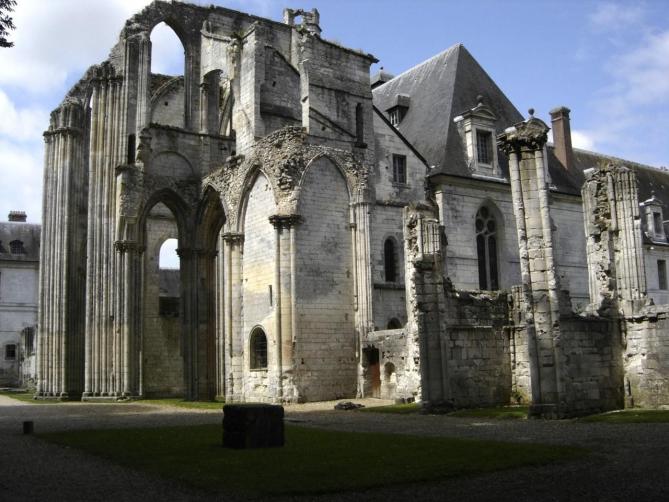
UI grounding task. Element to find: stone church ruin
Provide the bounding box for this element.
[37,1,669,416]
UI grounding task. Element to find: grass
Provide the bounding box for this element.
[358,402,421,414]
[39,424,585,496]
[579,409,669,423]
[448,406,530,420]
[132,398,225,410]
[0,390,59,404]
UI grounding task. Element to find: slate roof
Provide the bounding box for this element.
[373,43,669,204]
[372,44,523,177]
[0,221,41,262]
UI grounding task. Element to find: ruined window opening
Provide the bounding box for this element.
[384,238,398,282]
[158,237,180,317]
[476,207,499,290]
[387,318,402,329]
[150,22,186,128]
[9,240,25,254]
[392,154,407,184]
[127,134,136,164]
[476,130,493,165]
[250,328,268,370]
[658,260,667,290]
[22,327,34,356]
[5,344,16,360]
[355,103,365,146]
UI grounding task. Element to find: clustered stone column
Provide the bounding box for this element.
[269,215,301,402]
[221,232,244,402]
[83,65,125,399]
[37,101,88,398]
[498,113,566,417]
[351,190,375,397]
[581,164,647,316]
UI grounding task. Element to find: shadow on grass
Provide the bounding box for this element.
[39,424,585,496]
[132,399,225,411]
[359,403,529,420]
[579,409,669,424]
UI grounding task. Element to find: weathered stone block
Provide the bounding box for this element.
[223,404,284,449]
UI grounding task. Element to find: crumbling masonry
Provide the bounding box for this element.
[37,1,669,413]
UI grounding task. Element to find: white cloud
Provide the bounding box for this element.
[589,2,645,32]
[571,130,596,151]
[0,139,43,223]
[0,89,49,142]
[0,0,152,94]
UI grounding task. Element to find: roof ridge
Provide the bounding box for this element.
[572,146,661,171]
[373,43,462,90]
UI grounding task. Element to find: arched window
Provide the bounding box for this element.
[476,207,499,290]
[250,327,268,370]
[384,238,397,282]
[387,318,402,329]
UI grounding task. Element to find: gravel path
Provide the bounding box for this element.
[1,396,667,501]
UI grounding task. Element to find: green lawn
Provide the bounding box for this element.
[40,424,584,496]
[448,406,529,420]
[0,391,59,404]
[358,402,421,414]
[132,398,225,411]
[579,409,669,423]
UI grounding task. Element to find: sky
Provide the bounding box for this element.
[1,0,669,226]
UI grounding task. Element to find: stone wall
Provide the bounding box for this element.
[142,207,183,397]
[295,157,356,401]
[623,308,669,407]
[241,173,275,401]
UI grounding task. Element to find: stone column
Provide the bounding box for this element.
[351,191,374,397]
[582,164,648,316]
[269,215,302,402]
[498,113,566,417]
[38,100,88,399]
[221,232,244,402]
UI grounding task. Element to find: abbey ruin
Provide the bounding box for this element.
[37,0,669,417]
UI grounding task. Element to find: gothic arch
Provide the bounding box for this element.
[195,186,226,252]
[237,168,279,232]
[138,188,191,248]
[298,154,354,201]
[474,200,505,290]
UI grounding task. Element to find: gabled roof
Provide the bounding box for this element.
[372,44,523,176]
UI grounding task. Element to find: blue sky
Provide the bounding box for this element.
[1,0,668,224]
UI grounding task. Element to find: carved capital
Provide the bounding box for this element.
[176,247,196,260]
[269,214,302,229]
[114,240,140,253]
[221,232,244,245]
[497,116,550,157]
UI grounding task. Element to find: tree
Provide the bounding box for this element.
[0,0,16,48]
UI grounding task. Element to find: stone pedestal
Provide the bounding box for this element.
[222,404,284,449]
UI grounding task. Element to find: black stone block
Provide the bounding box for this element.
[223,403,284,449]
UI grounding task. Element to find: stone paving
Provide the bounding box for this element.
[1,396,668,501]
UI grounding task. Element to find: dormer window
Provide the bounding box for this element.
[389,107,406,127]
[453,95,501,178]
[386,94,410,127]
[476,130,493,165]
[642,192,666,242]
[9,240,25,254]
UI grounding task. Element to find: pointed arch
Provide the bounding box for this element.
[474,201,504,290]
[298,153,354,201]
[195,186,227,252]
[237,167,279,232]
[138,188,191,248]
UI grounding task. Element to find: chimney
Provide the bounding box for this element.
[550,106,573,172]
[8,211,27,222]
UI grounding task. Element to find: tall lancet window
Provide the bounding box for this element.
[476,207,499,290]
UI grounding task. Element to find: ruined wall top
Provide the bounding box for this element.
[497,112,550,155]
